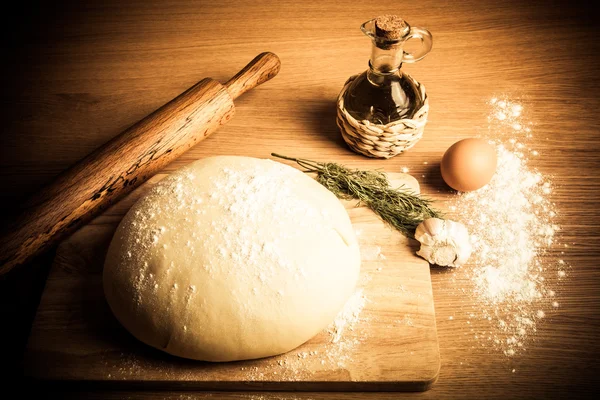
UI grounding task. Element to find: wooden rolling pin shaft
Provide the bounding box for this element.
[0,52,281,277]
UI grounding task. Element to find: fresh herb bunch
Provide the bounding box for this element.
[271,153,443,239]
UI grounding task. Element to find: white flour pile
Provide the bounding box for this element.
[448,97,567,356]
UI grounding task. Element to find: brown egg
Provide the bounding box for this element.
[440,138,497,192]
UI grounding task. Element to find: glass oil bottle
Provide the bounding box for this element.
[337,15,433,158]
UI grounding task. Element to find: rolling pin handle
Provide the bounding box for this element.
[224,52,281,100]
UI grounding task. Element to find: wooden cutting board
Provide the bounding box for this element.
[23,170,440,391]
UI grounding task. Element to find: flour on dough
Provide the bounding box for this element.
[103,156,361,361]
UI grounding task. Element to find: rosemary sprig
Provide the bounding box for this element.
[271,153,443,239]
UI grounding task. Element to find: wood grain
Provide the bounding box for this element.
[1,0,599,398]
[23,172,440,391]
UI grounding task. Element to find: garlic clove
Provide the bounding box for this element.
[454,246,472,265]
[416,245,432,262]
[430,243,459,267]
[415,217,446,245]
[414,218,472,267]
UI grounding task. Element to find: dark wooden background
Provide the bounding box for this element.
[1,0,599,398]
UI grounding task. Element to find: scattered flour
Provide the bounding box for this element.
[328,289,367,343]
[448,96,568,357]
[240,288,368,381]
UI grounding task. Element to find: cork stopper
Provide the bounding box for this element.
[374,15,409,41]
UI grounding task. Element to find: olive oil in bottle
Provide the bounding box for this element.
[337,15,433,158]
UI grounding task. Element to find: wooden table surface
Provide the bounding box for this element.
[1,0,598,398]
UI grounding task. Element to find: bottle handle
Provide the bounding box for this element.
[402,27,433,63]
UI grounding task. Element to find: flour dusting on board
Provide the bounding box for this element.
[240,287,368,381]
[239,249,379,380]
[447,97,567,357]
[329,289,366,343]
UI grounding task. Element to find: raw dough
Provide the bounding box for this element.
[103,156,361,361]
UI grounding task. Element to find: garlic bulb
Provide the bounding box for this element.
[414,218,472,267]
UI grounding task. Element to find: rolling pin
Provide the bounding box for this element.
[0,52,281,277]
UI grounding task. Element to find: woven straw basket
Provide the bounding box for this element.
[336,74,429,159]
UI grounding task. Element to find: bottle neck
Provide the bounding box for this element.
[370,42,403,74]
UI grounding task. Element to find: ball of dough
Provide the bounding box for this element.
[103,156,361,362]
